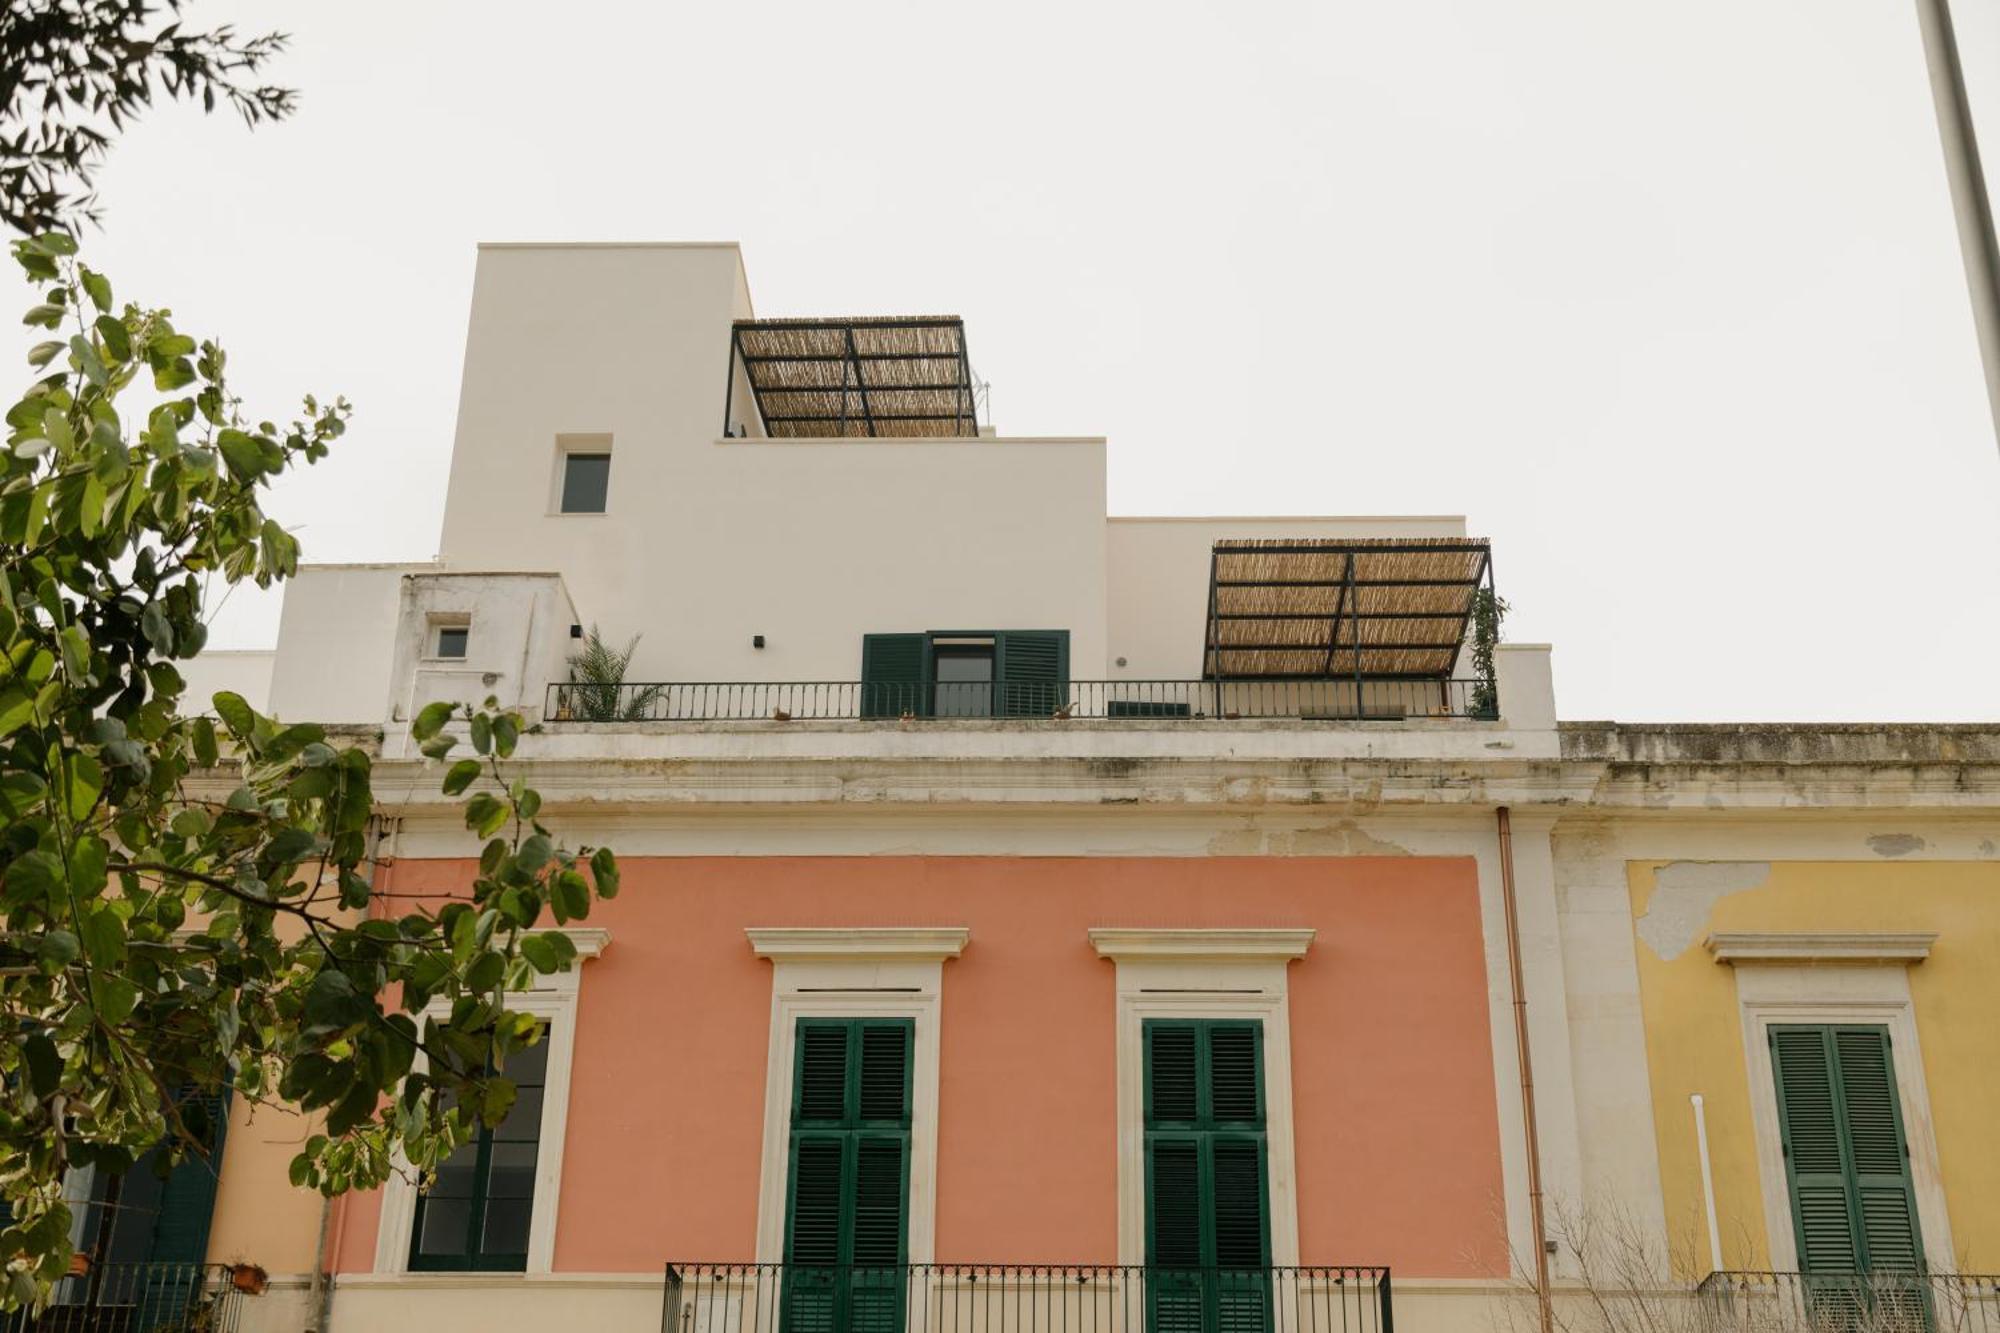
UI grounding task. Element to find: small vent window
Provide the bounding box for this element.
[435,626,469,659]
[559,452,611,514]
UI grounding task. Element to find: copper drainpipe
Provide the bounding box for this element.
[1496,806,1553,1333]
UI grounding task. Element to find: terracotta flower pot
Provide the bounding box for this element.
[66,1253,90,1278]
[228,1264,269,1295]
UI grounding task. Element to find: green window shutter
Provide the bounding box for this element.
[147,1087,231,1264]
[1771,1025,1923,1277]
[783,1019,913,1333]
[1834,1028,1923,1273]
[861,634,928,718]
[995,631,1069,717]
[1143,1020,1271,1333]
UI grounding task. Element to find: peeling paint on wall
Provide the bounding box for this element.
[1635,861,1772,960]
[1867,834,1928,858]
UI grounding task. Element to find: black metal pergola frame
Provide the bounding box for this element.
[1201,539,1496,693]
[724,316,980,439]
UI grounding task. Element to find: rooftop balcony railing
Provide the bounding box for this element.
[662,1263,1392,1333]
[3,1262,242,1333]
[1696,1271,2000,1333]
[549,679,1493,724]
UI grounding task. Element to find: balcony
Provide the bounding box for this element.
[548,678,1493,724]
[1696,1271,2000,1333]
[662,1264,1392,1333]
[3,1263,243,1333]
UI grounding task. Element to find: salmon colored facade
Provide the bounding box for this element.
[333,856,1507,1278]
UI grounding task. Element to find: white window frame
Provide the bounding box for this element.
[423,613,472,663]
[1714,934,1956,1274]
[1089,928,1315,1268]
[550,435,614,517]
[372,926,610,1276]
[748,927,969,1265]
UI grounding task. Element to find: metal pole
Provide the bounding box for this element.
[1692,1093,1725,1277]
[1496,808,1553,1333]
[1915,0,2000,453]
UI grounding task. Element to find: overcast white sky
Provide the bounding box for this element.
[22,0,2000,721]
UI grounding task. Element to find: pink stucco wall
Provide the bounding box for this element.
[337,856,1506,1277]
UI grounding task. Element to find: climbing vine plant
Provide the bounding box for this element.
[1467,586,1508,719]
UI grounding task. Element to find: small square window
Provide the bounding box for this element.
[435,626,469,659]
[559,452,611,514]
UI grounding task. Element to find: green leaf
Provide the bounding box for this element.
[590,847,620,899]
[79,904,124,968]
[515,834,553,873]
[217,429,264,482]
[411,700,454,742]
[192,716,219,767]
[23,303,63,330]
[37,930,80,971]
[441,759,482,796]
[213,690,256,739]
[23,1033,61,1096]
[551,869,589,923]
[94,315,130,363]
[0,684,35,738]
[78,267,111,313]
[469,712,492,755]
[2,844,60,908]
[463,793,508,839]
[518,933,559,973]
[92,975,140,1025]
[26,340,62,369]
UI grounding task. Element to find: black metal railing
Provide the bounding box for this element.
[2,1262,241,1333]
[662,1264,1391,1333]
[1697,1271,2000,1333]
[550,679,1491,724]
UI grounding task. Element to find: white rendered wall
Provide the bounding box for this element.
[177,649,275,716]
[433,243,1109,686]
[266,564,417,723]
[386,572,577,722]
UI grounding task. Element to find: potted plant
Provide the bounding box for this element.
[565,626,666,722]
[227,1261,269,1295]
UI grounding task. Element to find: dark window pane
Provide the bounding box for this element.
[435,626,468,659]
[431,1147,480,1198]
[933,647,994,717]
[486,1141,539,1199]
[481,1198,532,1258]
[495,1088,543,1141]
[417,1198,473,1255]
[560,453,611,513]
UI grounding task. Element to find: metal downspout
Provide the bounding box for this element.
[1496,806,1552,1333]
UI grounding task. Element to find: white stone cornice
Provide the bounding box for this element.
[745,927,969,962]
[1704,931,1937,964]
[1088,927,1316,962]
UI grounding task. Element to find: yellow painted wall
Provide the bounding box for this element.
[1628,860,2000,1275]
[205,1095,327,1275]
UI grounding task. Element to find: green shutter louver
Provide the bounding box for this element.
[860,635,928,718]
[783,1019,914,1333]
[147,1087,231,1265]
[1143,1020,1271,1333]
[1771,1025,1924,1280]
[995,631,1068,717]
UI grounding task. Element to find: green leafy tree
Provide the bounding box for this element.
[1,0,297,233]
[0,234,617,1306]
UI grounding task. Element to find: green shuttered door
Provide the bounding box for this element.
[1770,1025,1923,1279]
[995,631,1069,717]
[784,1019,913,1333]
[860,635,928,718]
[1144,1020,1271,1333]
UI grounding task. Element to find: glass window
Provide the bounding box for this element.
[931,643,994,717]
[559,453,611,514]
[435,625,469,659]
[409,1034,550,1271]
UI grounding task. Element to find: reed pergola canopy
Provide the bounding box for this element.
[1203,537,1494,680]
[727,316,984,439]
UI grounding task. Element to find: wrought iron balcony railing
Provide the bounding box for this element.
[1697,1270,2000,1333]
[550,678,1492,724]
[662,1263,1392,1333]
[2,1262,242,1333]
